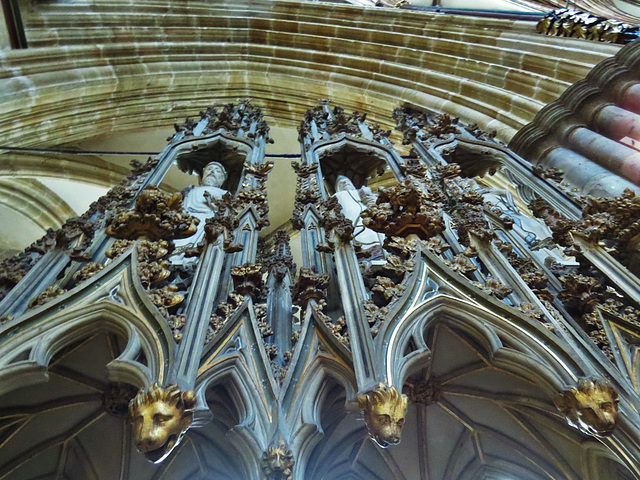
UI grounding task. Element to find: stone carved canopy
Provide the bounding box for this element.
[0,96,639,480]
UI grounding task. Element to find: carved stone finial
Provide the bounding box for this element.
[555,378,619,437]
[129,383,197,463]
[293,268,330,310]
[358,383,408,448]
[261,440,294,480]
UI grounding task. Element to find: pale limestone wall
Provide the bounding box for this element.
[0,0,619,152]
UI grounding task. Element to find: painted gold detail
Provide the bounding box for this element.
[358,383,408,448]
[129,383,197,463]
[555,378,619,437]
[261,440,294,480]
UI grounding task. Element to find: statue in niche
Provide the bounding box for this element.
[172,161,229,261]
[483,189,576,268]
[333,175,384,259]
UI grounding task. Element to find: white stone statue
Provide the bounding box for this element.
[483,189,576,268]
[172,161,228,258]
[333,175,384,258]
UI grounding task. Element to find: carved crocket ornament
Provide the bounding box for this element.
[358,383,408,448]
[555,378,619,437]
[261,440,294,480]
[129,383,197,463]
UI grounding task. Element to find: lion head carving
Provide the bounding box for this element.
[358,383,408,448]
[261,440,294,480]
[555,378,619,437]
[128,383,197,463]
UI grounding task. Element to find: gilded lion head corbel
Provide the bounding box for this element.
[129,383,197,463]
[261,440,294,480]
[555,377,619,437]
[358,383,408,448]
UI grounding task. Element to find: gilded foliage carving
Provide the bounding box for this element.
[72,262,105,284]
[231,263,264,299]
[107,186,198,242]
[293,268,330,311]
[555,378,619,437]
[362,177,445,240]
[358,384,408,448]
[446,254,478,274]
[312,301,350,348]
[106,239,135,259]
[472,277,513,300]
[28,284,66,309]
[167,314,186,343]
[148,285,184,312]
[363,300,388,337]
[205,293,246,344]
[129,383,196,463]
[558,271,640,360]
[371,276,405,306]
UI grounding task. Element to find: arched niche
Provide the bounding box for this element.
[314,137,397,196]
[300,375,400,480]
[188,355,272,480]
[174,134,254,195]
[179,380,259,480]
[391,319,639,480]
[0,331,148,480]
[0,299,174,396]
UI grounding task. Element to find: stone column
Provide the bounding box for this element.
[542,147,640,196]
[561,126,640,186]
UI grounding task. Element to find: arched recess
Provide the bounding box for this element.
[375,298,639,480]
[313,135,403,195]
[172,132,255,195]
[190,354,274,480]
[0,330,144,480]
[378,294,581,394]
[290,355,398,480]
[0,300,174,396]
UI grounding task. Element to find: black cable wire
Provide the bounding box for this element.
[0,145,416,159]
